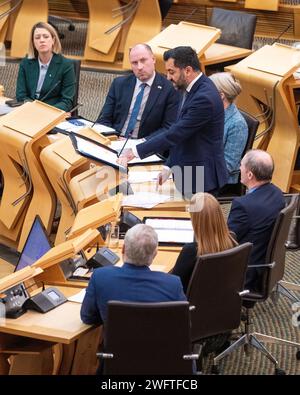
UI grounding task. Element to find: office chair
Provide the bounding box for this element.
[48,15,75,40]
[186,242,253,372]
[97,301,201,374]
[208,8,257,50]
[158,0,173,20]
[219,110,259,197]
[70,59,81,117]
[277,194,300,302]
[213,194,300,375]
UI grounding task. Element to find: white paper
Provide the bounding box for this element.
[68,288,86,303]
[92,123,116,134]
[0,104,16,116]
[122,192,170,208]
[56,119,93,132]
[128,170,161,184]
[110,139,145,151]
[74,136,127,172]
[129,155,163,165]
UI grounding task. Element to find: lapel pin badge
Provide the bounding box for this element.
[157,85,162,89]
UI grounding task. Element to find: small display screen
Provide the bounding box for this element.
[102,249,114,258]
[47,290,60,301]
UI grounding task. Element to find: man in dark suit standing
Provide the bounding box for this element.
[80,224,186,325]
[97,43,179,139]
[118,46,228,197]
[228,149,285,291]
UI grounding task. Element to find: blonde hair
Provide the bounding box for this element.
[190,192,237,256]
[209,72,242,103]
[28,22,62,59]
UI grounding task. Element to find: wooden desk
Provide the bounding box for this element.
[201,43,252,70]
[0,285,101,375]
[147,41,252,74]
[0,258,14,279]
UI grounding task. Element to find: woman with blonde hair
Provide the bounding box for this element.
[209,72,248,193]
[16,22,75,111]
[172,192,237,292]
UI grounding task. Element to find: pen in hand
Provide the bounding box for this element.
[117,131,133,158]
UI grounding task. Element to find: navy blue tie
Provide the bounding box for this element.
[177,90,188,119]
[125,83,147,137]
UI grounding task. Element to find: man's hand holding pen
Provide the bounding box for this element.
[117,148,135,167]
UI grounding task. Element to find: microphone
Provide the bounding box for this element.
[68,102,83,114]
[117,131,133,158]
[39,80,61,102]
[183,7,198,22]
[270,24,292,46]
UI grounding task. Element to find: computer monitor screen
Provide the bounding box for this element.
[14,216,52,272]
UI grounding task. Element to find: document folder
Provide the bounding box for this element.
[69,132,127,173]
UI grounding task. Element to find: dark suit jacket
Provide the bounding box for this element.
[136,74,228,194]
[227,183,285,290]
[97,73,179,139]
[80,263,186,324]
[16,53,76,111]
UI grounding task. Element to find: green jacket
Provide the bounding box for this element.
[16,53,76,111]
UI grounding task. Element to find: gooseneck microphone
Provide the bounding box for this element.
[117,131,133,158]
[270,24,292,46]
[39,80,61,102]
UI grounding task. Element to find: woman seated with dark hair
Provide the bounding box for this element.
[16,22,75,112]
[172,192,237,293]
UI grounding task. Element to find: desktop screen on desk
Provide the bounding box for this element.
[14,216,52,272]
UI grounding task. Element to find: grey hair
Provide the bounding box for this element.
[243,149,274,181]
[209,72,242,103]
[124,224,158,266]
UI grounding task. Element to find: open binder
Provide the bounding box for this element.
[69,132,127,173]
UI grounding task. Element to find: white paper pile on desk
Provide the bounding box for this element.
[128,170,171,184]
[122,192,171,209]
[0,103,16,116]
[68,288,86,303]
[56,119,116,134]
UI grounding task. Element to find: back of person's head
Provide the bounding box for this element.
[243,149,274,182]
[123,224,158,266]
[190,192,236,256]
[163,46,201,71]
[28,22,62,59]
[209,72,242,103]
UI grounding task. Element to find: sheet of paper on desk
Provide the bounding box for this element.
[110,138,145,151]
[130,155,163,164]
[68,288,86,303]
[56,119,93,132]
[0,104,16,116]
[122,192,170,208]
[92,123,116,134]
[128,170,172,183]
[128,170,159,183]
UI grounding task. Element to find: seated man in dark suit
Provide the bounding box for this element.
[97,43,179,140]
[228,149,285,291]
[80,224,186,325]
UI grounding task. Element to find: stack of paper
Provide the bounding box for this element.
[122,192,170,208]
